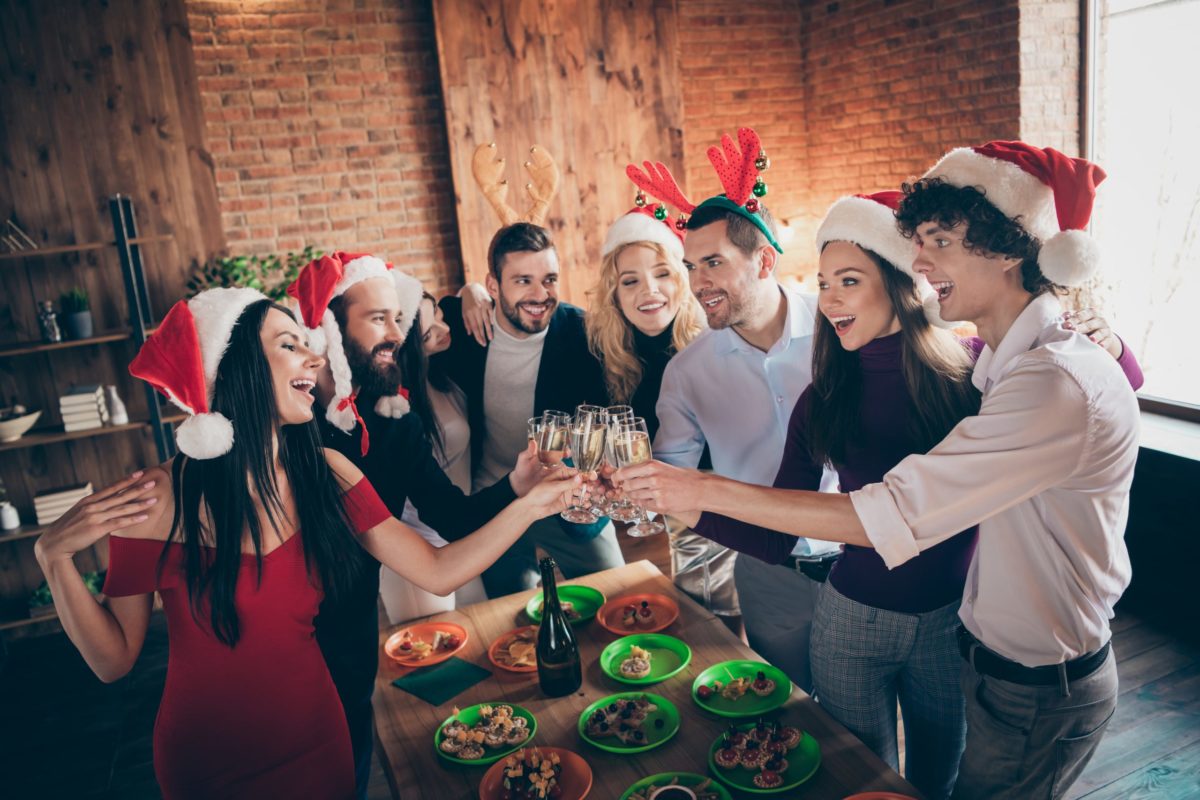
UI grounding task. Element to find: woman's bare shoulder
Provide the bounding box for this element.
[109,461,177,542]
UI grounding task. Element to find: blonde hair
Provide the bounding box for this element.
[586,241,705,403]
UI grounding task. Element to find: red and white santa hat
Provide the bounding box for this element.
[921,141,1107,286]
[602,206,685,261]
[816,191,954,328]
[129,287,269,459]
[286,251,424,434]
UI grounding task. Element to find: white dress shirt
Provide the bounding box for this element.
[655,283,841,558]
[850,294,1139,666]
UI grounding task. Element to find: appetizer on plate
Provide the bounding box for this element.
[499,748,562,799]
[439,704,530,761]
[495,628,538,670]
[619,646,653,680]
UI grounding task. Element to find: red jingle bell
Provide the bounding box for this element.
[745,198,760,213]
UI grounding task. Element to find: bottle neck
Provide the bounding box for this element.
[539,563,561,611]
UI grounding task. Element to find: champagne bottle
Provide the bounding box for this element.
[536,558,582,697]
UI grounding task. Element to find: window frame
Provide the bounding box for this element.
[1082,0,1197,422]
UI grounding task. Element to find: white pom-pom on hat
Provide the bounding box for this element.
[374,393,410,419]
[1039,229,1102,287]
[175,412,235,460]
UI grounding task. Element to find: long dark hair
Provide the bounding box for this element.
[422,292,455,395]
[806,247,981,466]
[395,301,444,459]
[163,300,363,647]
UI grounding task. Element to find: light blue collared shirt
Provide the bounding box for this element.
[654,283,841,558]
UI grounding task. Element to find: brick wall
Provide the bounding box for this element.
[186,0,1079,291]
[677,1,810,277]
[792,0,1023,279]
[1018,0,1081,153]
[187,0,463,294]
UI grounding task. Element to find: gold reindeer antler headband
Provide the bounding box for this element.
[471,142,561,227]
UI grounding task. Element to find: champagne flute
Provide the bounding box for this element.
[612,417,665,537]
[535,410,569,467]
[561,406,606,524]
[602,406,638,521]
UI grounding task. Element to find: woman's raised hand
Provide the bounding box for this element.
[519,465,581,519]
[458,282,495,347]
[510,440,543,497]
[34,471,158,565]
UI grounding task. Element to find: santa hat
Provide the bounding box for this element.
[921,141,1107,286]
[602,208,685,261]
[287,251,419,436]
[129,287,268,459]
[816,191,955,328]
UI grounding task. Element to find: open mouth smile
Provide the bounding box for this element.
[289,378,316,403]
[930,281,955,302]
[827,314,856,337]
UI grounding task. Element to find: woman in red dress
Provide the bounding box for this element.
[33,288,575,799]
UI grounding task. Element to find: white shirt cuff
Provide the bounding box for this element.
[849,483,921,569]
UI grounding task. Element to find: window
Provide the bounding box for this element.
[1088,0,1200,412]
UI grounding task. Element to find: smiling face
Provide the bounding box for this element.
[487,248,560,336]
[418,296,451,355]
[683,219,771,330]
[260,307,325,426]
[613,243,682,336]
[338,276,408,395]
[911,221,1021,324]
[817,242,902,351]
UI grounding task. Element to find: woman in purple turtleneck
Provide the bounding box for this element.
[687,192,1143,800]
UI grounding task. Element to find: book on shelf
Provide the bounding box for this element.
[61,408,109,425]
[63,418,107,433]
[34,483,93,505]
[33,483,93,524]
[58,384,104,407]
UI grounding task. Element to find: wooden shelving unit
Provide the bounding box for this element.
[0,196,177,638]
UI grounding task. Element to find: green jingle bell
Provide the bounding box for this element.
[753,179,768,198]
[654,204,668,221]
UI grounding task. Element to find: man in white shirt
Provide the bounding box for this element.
[655,193,840,693]
[619,142,1137,799]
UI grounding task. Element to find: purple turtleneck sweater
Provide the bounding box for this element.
[693,331,1145,614]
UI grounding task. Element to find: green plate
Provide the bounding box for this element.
[619,772,729,800]
[434,702,537,766]
[620,771,734,800]
[577,692,679,754]
[707,722,821,794]
[691,659,792,717]
[525,584,606,625]
[600,633,692,685]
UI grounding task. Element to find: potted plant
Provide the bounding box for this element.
[60,287,93,339]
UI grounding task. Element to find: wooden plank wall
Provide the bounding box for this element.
[431,0,684,306]
[0,0,222,632]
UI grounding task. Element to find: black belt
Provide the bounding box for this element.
[782,553,839,583]
[957,626,1110,687]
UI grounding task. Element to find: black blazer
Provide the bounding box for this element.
[434,296,609,466]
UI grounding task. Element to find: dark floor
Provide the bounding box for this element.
[2,528,1197,799]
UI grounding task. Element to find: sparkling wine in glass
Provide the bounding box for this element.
[535,410,569,467]
[613,417,665,537]
[561,407,605,524]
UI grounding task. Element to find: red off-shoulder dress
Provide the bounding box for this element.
[101,479,391,800]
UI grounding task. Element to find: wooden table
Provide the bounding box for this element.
[374,561,921,799]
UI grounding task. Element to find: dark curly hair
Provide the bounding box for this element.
[895,177,1060,296]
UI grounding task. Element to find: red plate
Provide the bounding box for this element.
[478,747,592,800]
[383,621,468,667]
[487,625,539,673]
[596,593,680,635]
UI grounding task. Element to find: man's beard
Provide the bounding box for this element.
[343,334,403,397]
[498,292,556,334]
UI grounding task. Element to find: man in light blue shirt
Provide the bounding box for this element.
[655,199,840,691]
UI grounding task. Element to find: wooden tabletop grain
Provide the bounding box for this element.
[373,560,921,799]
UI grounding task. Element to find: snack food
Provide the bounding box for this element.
[626,776,723,800]
[440,704,530,761]
[720,676,750,701]
[584,695,658,746]
[499,748,562,800]
[636,600,656,628]
[495,628,538,669]
[619,645,652,680]
[750,670,776,697]
[621,603,639,628]
[711,718,803,789]
[395,628,461,661]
